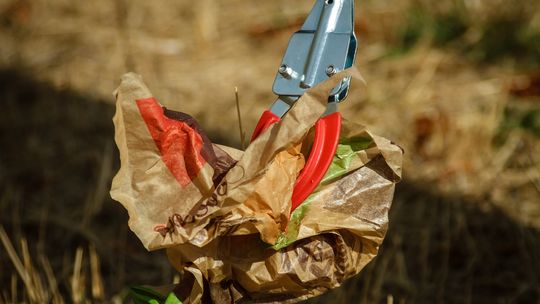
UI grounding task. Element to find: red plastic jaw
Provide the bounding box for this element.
[251,110,341,213]
[251,111,281,142]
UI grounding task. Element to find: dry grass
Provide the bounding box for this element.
[0,226,119,303]
[0,0,539,303]
[0,226,91,303]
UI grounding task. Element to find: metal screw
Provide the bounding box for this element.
[279,64,293,78]
[326,65,337,76]
[300,81,311,89]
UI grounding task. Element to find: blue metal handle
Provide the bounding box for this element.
[272,0,357,103]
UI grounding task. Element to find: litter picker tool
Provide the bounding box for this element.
[251,0,358,211]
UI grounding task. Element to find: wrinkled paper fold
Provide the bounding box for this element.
[111,68,402,303]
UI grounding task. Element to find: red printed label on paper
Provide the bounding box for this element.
[136,98,206,187]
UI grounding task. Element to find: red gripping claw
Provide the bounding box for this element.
[251,111,342,212]
[251,111,281,142]
[290,112,341,210]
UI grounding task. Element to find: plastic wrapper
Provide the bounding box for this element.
[110,68,402,303]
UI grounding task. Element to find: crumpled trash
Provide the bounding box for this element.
[110,68,402,303]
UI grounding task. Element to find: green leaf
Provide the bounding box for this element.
[129,286,166,304]
[273,136,375,249]
[273,195,313,250]
[164,293,183,304]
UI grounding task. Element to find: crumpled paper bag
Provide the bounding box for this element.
[111,68,402,303]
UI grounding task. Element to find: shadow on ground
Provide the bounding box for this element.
[0,70,538,303]
[307,182,540,304]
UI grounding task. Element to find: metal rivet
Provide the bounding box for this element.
[326,65,337,76]
[279,64,293,78]
[300,81,311,89]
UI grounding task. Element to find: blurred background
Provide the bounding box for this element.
[1,0,539,303]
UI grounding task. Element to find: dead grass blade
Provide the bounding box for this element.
[71,247,85,303]
[90,244,105,301]
[235,86,246,150]
[0,225,38,302]
[21,238,47,302]
[40,254,64,304]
